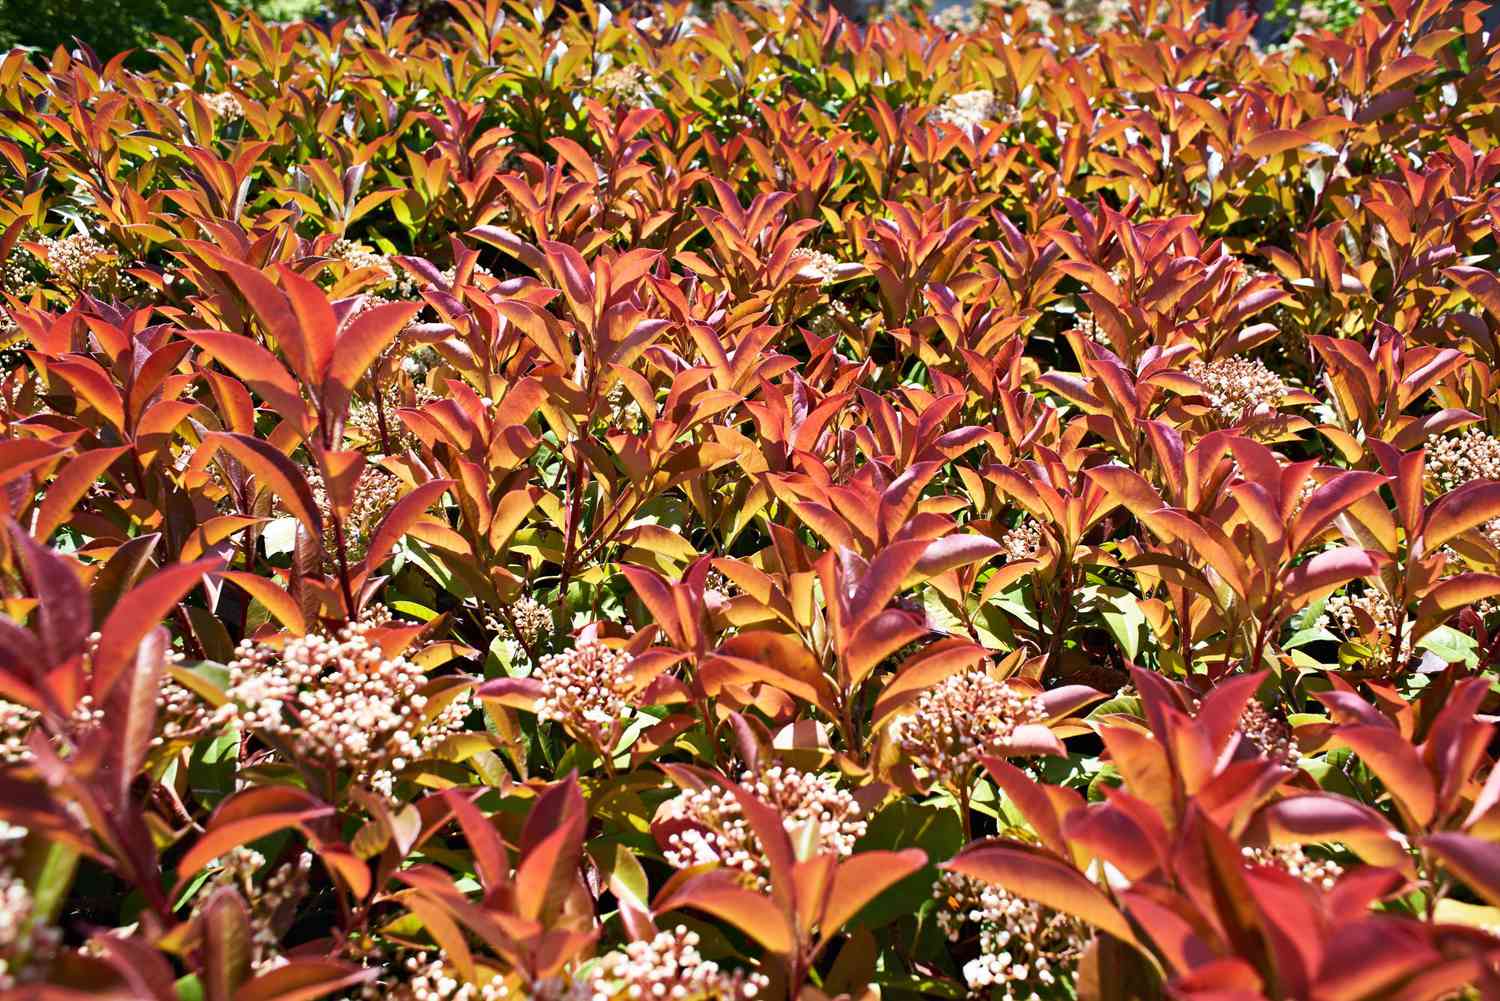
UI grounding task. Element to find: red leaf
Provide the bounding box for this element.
[201,886,252,1001]
[277,266,337,380]
[1255,793,1410,870]
[843,608,927,688]
[208,432,322,538]
[217,258,314,384]
[443,790,511,897]
[219,571,305,634]
[1426,833,1500,907]
[475,676,545,709]
[541,240,597,329]
[47,357,125,431]
[358,478,453,578]
[33,445,128,540]
[175,787,334,892]
[943,842,1141,946]
[981,756,1082,860]
[1281,547,1384,603]
[184,329,307,428]
[323,300,422,417]
[1288,471,1387,553]
[848,538,930,632]
[93,557,222,700]
[7,522,89,666]
[234,960,377,1001]
[915,534,1002,575]
[101,626,168,808]
[514,773,587,923]
[621,563,685,649]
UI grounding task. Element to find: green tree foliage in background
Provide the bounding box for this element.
[0,0,323,60]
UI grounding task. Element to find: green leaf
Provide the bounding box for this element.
[1417,625,1478,667]
[388,600,438,622]
[1091,585,1147,662]
[851,801,962,929]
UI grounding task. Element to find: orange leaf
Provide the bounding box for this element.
[183,329,307,427]
[1334,726,1436,827]
[655,869,794,954]
[1425,482,1500,553]
[219,571,305,634]
[33,445,127,539]
[821,849,927,933]
[1243,129,1309,159]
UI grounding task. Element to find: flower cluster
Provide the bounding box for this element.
[807,298,855,341]
[1426,428,1500,493]
[226,615,470,800]
[305,466,404,564]
[2,685,118,763]
[1290,472,1320,518]
[595,64,653,108]
[703,568,740,605]
[534,642,640,752]
[1238,700,1300,768]
[347,379,438,454]
[1000,520,1042,562]
[485,595,555,665]
[353,952,517,1001]
[40,232,109,287]
[604,381,645,434]
[438,263,493,288]
[401,344,442,380]
[154,676,235,749]
[1186,356,1287,424]
[894,671,1046,789]
[201,91,243,119]
[928,89,1013,134]
[1,251,37,344]
[2,252,35,298]
[933,872,1086,1001]
[38,232,138,299]
[507,596,553,648]
[9,0,1500,996]
[1242,844,1344,891]
[932,2,985,32]
[1319,588,1412,664]
[0,701,37,765]
[658,766,867,889]
[0,822,57,991]
[328,238,419,298]
[788,248,844,285]
[588,926,769,1001]
[191,847,312,971]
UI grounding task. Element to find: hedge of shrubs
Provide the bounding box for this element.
[2,0,1500,999]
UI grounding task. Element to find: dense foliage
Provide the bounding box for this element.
[1,0,1500,998]
[0,0,321,63]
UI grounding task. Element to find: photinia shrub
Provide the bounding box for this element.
[1,0,1500,998]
